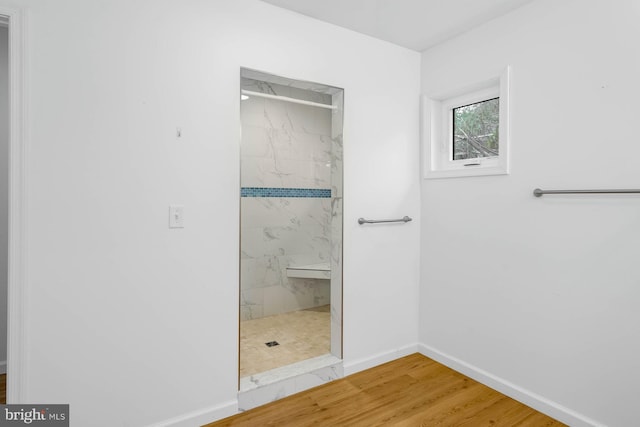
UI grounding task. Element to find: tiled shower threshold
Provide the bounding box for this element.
[238,354,343,411]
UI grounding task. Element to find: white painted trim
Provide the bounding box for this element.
[0,360,6,374]
[148,400,238,427]
[418,344,605,427]
[343,343,419,376]
[0,4,27,404]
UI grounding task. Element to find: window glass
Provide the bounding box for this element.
[452,97,499,160]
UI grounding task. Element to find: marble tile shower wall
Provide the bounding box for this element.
[240,79,333,321]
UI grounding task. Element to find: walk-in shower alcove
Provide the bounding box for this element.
[238,69,343,403]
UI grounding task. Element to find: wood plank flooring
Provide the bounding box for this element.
[0,373,5,404]
[205,353,565,426]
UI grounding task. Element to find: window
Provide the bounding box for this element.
[453,97,499,161]
[423,66,510,179]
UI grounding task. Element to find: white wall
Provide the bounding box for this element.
[10,0,420,425]
[420,1,640,426]
[0,24,8,374]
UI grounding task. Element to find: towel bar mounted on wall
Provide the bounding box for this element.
[358,216,412,225]
[533,188,640,197]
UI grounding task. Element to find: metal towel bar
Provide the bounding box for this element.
[533,188,640,197]
[358,216,412,225]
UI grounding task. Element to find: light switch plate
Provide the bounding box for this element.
[169,205,184,228]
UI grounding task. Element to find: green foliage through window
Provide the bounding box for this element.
[453,97,499,160]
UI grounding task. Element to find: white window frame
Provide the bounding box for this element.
[423,66,510,179]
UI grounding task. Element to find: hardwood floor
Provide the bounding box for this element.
[205,353,565,426]
[0,373,5,404]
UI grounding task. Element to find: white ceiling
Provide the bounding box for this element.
[260,0,535,51]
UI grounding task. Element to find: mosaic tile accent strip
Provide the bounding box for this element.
[241,187,331,198]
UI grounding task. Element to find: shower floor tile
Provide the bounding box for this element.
[240,305,330,378]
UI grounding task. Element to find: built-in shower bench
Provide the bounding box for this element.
[286,262,330,279]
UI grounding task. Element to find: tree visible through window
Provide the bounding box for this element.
[453,97,499,160]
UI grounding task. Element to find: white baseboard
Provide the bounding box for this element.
[418,344,604,427]
[150,400,237,427]
[0,360,6,375]
[343,343,419,376]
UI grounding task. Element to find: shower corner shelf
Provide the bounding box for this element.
[286,263,331,280]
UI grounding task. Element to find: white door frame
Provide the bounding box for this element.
[0,4,26,403]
